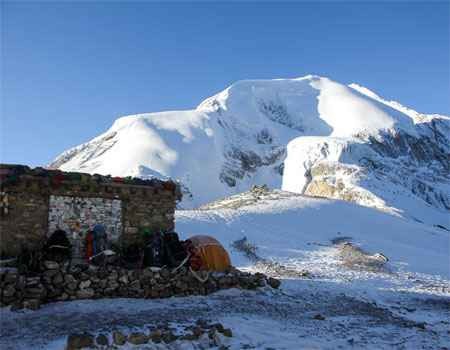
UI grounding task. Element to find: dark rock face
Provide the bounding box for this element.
[259,100,304,132]
[0,263,281,310]
[366,126,450,210]
[220,146,286,188]
[369,121,449,169]
[299,118,450,221]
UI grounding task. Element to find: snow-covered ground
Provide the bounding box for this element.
[2,192,449,349]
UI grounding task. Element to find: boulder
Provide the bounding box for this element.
[64,274,77,285]
[107,280,119,290]
[76,288,95,299]
[98,279,108,289]
[96,334,109,346]
[128,332,148,345]
[208,329,222,347]
[113,330,127,345]
[43,269,59,279]
[65,282,78,291]
[161,330,177,344]
[3,272,18,284]
[79,280,91,290]
[23,299,41,310]
[212,323,225,333]
[79,272,90,281]
[103,287,116,295]
[56,293,69,301]
[15,275,26,289]
[222,328,233,337]
[86,265,98,276]
[46,286,63,299]
[179,333,198,341]
[108,271,118,281]
[2,285,15,297]
[118,275,129,284]
[192,326,204,339]
[196,319,209,328]
[149,329,162,343]
[43,261,59,270]
[267,277,281,289]
[66,333,94,350]
[25,277,41,286]
[52,273,64,286]
[129,280,141,290]
[25,286,46,299]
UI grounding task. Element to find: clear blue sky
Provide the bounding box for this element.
[1,1,449,167]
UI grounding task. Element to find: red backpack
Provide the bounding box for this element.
[85,231,94,261]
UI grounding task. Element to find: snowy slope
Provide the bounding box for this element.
[175,191,450,348]
[51,75,450,225]
[176,190,449,282]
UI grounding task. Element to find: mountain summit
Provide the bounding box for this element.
[51,76,449,225]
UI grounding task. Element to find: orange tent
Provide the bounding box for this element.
[187,235,231,272]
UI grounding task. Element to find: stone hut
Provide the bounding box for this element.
[0,164,181,258]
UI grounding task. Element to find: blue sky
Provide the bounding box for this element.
[1,1,449,167]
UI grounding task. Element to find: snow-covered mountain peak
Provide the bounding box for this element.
[197,75,420,139]
[51,75,449,226]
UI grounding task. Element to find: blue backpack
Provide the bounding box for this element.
[92,224,107,255]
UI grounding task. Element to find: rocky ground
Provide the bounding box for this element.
[2,266,445,349]
[1,274,449,349]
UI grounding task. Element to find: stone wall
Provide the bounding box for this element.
[0,164,181,257]
[0,262,280,310]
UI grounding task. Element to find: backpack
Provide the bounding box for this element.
[92,224,107,255]
[85,230,94,261]
[183,240,203,271]
[121,243,142,269]
[44,229,72,263]
[163,231,187,268]
[142,231,165,267]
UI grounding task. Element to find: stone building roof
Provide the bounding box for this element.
[0,164,182,201]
